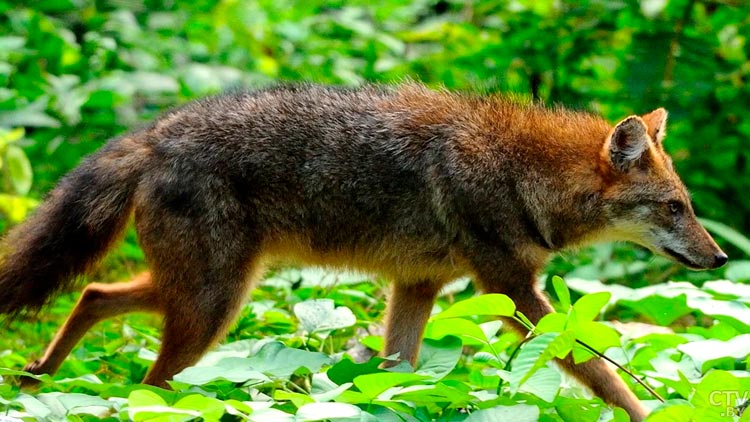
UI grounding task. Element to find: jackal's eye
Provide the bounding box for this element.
[667,200,684,215]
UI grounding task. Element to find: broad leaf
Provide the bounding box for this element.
[572,292,611,322]
[509,331,575,394]
[5,144,32,195]
[678,335,750,372]
[353,372,428,399]
[464,404,540,422]
[433,294,515,320]
[571,321,621,363]
[294,299,356,335]
[424,318,489,344]
[552,275,571,310]
[327,357,385,385]
[416,335,462,379]
[296,402,365,421]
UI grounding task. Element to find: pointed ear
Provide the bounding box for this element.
[641,108,668,145]
[607,116,650,172]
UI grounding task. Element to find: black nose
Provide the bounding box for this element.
[713,252,728,268]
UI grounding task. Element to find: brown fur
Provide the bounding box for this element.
[0,83,726,422]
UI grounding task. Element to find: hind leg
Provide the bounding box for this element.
[23,272,159,386]
[133,169,261,387]
[140,262,257,388]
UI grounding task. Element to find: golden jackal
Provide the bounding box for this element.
[0,84,727,421]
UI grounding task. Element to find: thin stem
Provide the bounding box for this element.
[286,379,309,394]
[575,339,665,403]
[498,330,535,395]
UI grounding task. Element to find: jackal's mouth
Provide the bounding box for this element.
[663,247,703,269]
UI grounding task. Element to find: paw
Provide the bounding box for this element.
[23,358,47,374]
[19,359,46,388]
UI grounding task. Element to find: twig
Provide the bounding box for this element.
[498,329,535,394]
[576,339,665,403]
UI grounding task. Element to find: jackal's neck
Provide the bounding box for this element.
[422,94,612,252]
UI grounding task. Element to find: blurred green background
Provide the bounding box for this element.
[0,0,748,281]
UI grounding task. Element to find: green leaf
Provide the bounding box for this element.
[655,384,734,422]
[622,294,692,326]
[225,399,253,416]
[328,356,385,385]
[51,392,113,413]
[174,342,331,385]
[0,127,24,150]
[725,260,750,282]
[572,292,611,322]
[296,402,363,421]
[555,396,602,422]
[702,279,750,302]
[464,404,540,422]
[677,334,750,372]
[515,311,535,330]
[685,296,750,329]
[131,71,179,94]
[645,401,695,422]
[128,389,166,408]
[520,367,561,403]
[393,382,474,407]
[353,372,428,400]
[0,36,25,51]
[173,358,270,385]
[416,335,462,379]
[127,389,202,422]
[311,381,354,403]
[571,321,621,363]
[294,299,356,335]
[275,390,316,408]
[360,335,384,352]
[130,406,200,421]
[640,0,667,19]
[14,394,52,419]
[473,351,500,365]
[552,275,571,310]
[509,331,575,394]
[433,294,515,320]
[692,371,740,409]
[0,367,50,380]
[612,407,630,422]
[0,97,60,128]
[245,341,333,378]
[574,320,621,352]
[424,317,489,345]
[5,144,33,195]
[536,312,567,333]
[173,394,225,422]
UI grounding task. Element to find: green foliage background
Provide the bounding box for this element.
[0,1,749,421]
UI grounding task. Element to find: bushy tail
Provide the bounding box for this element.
[0,136,146,319]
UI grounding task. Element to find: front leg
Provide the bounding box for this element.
[472,254,649,422]
[382,280,441,366]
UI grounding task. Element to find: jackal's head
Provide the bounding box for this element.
[598,109,727,270]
